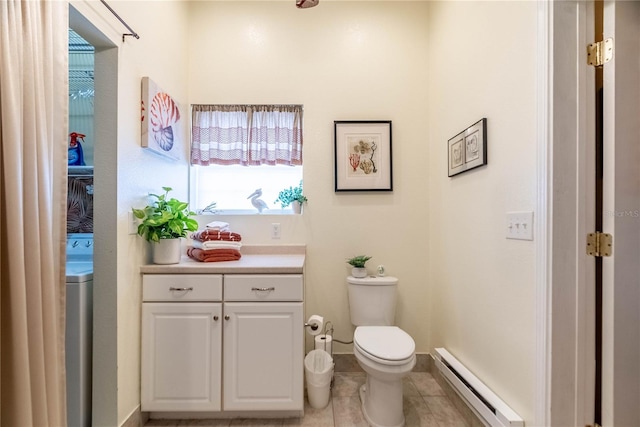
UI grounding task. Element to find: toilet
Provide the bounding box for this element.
[347,275,416,427]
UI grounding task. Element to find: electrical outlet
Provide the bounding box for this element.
[506,211,534,240]
[128,211,138,235]
[271,223,281,239]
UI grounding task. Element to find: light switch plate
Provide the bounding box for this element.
[506,211,534,240]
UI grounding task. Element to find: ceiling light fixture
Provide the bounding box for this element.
[296,0,319,9]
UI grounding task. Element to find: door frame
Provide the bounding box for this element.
[601,1,640,425]
[536,1,597,426]
[538,1,640,425]
[69,5,119,426]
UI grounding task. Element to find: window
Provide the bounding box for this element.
[190,104,303,214]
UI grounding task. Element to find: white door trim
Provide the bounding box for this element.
[534,1,551,424]
[601,2,640,424]
[537,1,596,425]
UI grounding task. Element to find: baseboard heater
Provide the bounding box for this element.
[434,348,524,427]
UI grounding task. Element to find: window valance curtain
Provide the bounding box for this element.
[191,104,303,166]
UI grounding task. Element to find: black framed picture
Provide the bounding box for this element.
[448,118,487,177]
[334,120,392,191]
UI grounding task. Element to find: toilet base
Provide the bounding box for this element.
[359,380,405,427]
[351,327,415,427]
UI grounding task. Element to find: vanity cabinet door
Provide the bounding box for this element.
[223,302,304,411]
[141,302,222,411]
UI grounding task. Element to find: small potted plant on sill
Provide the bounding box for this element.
[346,255,372,278]
[132,186,199,264]
[274,180,308,214]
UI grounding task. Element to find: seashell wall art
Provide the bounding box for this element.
[141,76,183,160]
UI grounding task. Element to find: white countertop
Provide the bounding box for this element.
[140,245,305,274]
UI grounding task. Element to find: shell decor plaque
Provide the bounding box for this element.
[141,77,183,160]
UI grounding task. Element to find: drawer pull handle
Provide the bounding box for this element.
[169,287,194,292]
[224,315,230,321]
[251,287,275,292]
[213,315,219,321]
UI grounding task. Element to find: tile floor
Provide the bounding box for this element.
[144,371,468,427]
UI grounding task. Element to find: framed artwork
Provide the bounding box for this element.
[141,76,183,160]
[334,120,393,191]
[448,118,487,177]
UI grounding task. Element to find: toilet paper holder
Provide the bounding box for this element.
[304,321,319,331]
[304,316,334,356]
[305,314,325,335]
[316,321,334,355]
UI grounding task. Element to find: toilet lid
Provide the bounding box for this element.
[354,326,415,361]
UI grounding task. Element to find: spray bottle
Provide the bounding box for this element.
[68,132,86,166]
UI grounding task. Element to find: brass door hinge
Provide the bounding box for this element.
[587,38,613,67]
[587,232,613,257]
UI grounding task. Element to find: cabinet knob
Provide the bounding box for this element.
[224,315,230,321]
[213,315,219,321]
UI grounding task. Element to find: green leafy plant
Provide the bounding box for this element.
[274,180,308,209]
[132,187,199,242]
[346,255,372,268]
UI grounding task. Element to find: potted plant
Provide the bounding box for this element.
[132,186,199,264]
[274,180,308,214]
[346,255,372,278]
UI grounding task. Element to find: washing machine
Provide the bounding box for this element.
[66,233,93,427]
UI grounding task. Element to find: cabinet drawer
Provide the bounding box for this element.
[224,275,303,301]
[143,274,222,301]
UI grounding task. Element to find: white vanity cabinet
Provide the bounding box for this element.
[223,275,304,411]
[141,274,223,412]
[141,271,304,415]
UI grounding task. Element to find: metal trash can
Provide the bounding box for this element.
[304,349,334,409]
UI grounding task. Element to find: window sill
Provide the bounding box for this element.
[196,209,300,216]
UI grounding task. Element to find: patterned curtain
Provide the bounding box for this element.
[191,104,303,166]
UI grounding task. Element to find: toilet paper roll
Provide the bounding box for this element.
[315,335,333,354]
[306,315,324,336]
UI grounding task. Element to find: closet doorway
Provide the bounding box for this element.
[70,5,119,425]
[66,28,95,427]
[68,28,95,235]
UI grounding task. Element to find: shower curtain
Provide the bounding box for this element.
[0,1,68,425]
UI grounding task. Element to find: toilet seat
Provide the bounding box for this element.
[354,326,415,365]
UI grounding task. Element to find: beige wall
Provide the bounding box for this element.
[188,1,538,422]
[71,1,538,425]
[115,2,191,424]
[187,0,431,355]
[426,1,537,422]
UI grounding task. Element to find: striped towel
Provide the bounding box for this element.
[187,248,242,263]
[191,229,242,242]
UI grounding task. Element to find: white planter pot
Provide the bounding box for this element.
[351,267,368,278]
[291,200,302,214]
[152,238,182,264]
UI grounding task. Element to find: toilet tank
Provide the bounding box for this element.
[347,276,398,326]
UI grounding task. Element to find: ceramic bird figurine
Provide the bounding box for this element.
[247,188,268,213]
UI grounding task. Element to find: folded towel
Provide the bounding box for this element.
[191,240,242,250]
[192,229,242,242]
[205,221,230,231]
[187,247,242,263]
